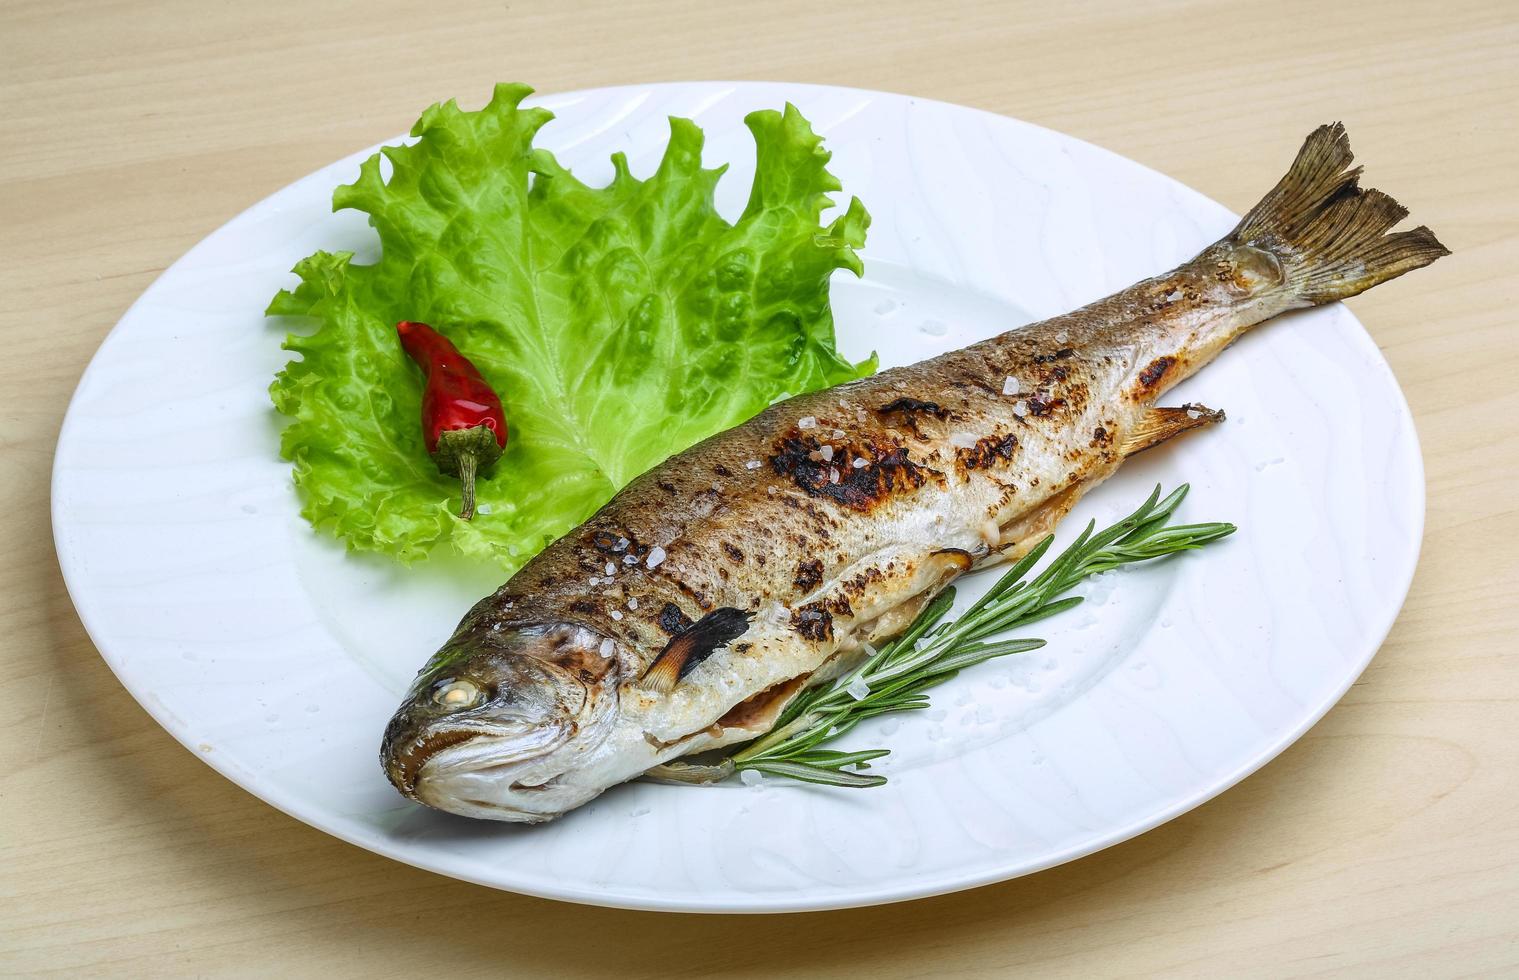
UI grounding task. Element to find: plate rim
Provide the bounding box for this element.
[51,79,1427,913]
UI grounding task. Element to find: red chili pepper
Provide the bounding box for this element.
[396,321,508,521]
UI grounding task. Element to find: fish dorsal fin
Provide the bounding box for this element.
[637,607,753,693]
[1119,404,1224,458]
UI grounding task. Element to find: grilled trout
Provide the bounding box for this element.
[381,124,1446,821]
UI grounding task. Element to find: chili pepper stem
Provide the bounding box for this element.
[457,452,479,521]
[431,424,504,522]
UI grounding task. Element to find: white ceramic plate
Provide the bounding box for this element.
[53,82,1423,913]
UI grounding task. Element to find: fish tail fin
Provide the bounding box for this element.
[1228,123,1448,304]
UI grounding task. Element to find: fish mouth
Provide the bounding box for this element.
[410,718,611,823]
[387,718,573,799]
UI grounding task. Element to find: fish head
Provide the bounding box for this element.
[380,618,621,822]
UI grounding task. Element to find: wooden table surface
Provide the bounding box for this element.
[4,0,1515,975]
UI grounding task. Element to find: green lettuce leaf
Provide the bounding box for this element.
[267,83,872,570]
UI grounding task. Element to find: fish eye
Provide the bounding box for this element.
[432,679,482,709]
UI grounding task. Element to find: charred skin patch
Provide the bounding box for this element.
[957,431,1019,470]
[791,602,834,642]
[770,435,933,512]
[658,602,693,635]
[840,565,886,600]
[877,396,948,419]
[721,541,745,564]
[794,558,823,593]
[877,397,950,438]
[1033,348,1076,364]
[712,464,732,478]
[1139,356,1174,388]
[1028,394,1065,417]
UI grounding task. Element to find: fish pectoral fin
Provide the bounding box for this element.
[930,548,974,574]
[636,607,753,693]
[1119,404,1225,458]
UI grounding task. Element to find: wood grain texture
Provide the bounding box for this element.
[1,0,1514,975]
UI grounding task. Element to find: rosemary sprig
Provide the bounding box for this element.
[652,485,1234,789]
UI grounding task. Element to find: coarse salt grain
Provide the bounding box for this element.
[1186,406,1203,419]
[745,459,762,469]
[739,769,764,787]
[628,597,639,610]
[604,562,616,575]
[820,445,834,461]
[599,638,615,657]
[1002,376,1020,396]
[646,546,667,569]
[1055,329,1069,343]
[829,467,840,483]
[1012,400,1028,417]
[610,609,623,621]
[623,554,638,565]
[831,428,845,439]
[852,457,867,469]
[476,503,492,515]
[766,486,777,496]
[1167,289,1184,303]
[845,678,872,701]
[949,431,978,449]
[798,416,817,429]
[615,537,629,551]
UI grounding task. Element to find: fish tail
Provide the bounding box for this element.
[1227,123,1449,304]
